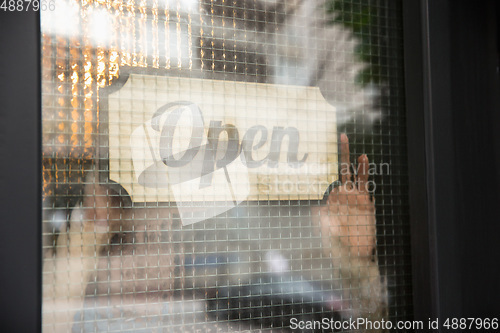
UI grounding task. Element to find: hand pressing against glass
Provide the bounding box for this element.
[322,133,376,258]
[316,133,388,330]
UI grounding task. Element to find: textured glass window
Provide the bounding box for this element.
[41,1,411,332]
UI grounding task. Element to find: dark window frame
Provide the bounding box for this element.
[0,9,42,332]
[403,0,500,324]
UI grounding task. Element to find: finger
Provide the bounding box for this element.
[357,154,369,192]
[340,133,351,184]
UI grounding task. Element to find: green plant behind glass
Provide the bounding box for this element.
[326,0,384,87]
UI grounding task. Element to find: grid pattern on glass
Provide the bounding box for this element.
[41,0,411,332]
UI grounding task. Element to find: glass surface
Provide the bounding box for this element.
[41,0,411,331]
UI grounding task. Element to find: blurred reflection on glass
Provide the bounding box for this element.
[41,1,407,332]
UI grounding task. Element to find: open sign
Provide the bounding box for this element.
[106,74,338,210]
[147,101,308,190]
